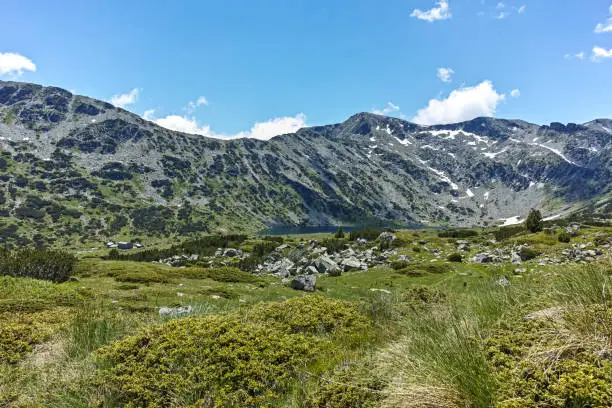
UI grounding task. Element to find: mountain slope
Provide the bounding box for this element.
[0,80,610,246]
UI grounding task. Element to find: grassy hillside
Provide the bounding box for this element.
[0,225,610,407]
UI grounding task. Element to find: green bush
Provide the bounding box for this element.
[349,228,381,241]
[252,240,278,257]
[390,260,410,270]
[412,246,421,253]
[202,266,261,284]
[447,253,463,263]
[306,361,385,407]
[112,270,170,284]
[96,315,317,407]
[0,309,69,364]
[557,232,571,243]
[321,238,348,254]
[519,247,539,261]
[493,225,524,241]
[248,295,370,336]
[399,286,447,311]
[0,248,76,283]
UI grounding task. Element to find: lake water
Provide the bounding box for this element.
[259,224,424,236]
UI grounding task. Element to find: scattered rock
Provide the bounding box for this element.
[495,276,510,287]
[159,305,193,318]
[524,306,564,322]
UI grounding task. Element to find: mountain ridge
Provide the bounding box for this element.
[0,80,609,247]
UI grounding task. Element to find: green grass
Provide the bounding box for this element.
[1,227,611,407]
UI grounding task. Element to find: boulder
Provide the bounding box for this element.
[356,238,368,246]
[305,265,318,275]
[290,275,316,292]
[222,248,242,257]
[378,232,396,242]
[510,251,522,265]
[313,255,340,274]
[340,256,366,271]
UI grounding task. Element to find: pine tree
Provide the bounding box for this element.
[525,209,543,233]
[334,227,345,239]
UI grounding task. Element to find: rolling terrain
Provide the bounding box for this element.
[0,80,610,247]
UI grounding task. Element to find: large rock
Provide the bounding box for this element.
[378,232,396,242]
[290,275,316,292]
[313,255,341,274]
[340,256,367,271]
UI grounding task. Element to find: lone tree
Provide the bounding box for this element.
[525,209,543,233]
[334,227,345,239]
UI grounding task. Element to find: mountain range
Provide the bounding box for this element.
[0,80,610,246]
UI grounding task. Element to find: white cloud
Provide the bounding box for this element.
[372,102,400,115]
[496,2,505,8]
[143,109,307,140]
[412,80,506,125]
[153,114,214,136]
[594,5,612,33]
[437,67,454,82]
[186,96,209,113]
[595,22,612,33]
[0,52,36,77]
[496,12,509,19]
[518,5,526,13]
[592,46,612,60]
[411,1,451,22]
[510,89,520,98]
[109,88,139,108]
[564,51,585,59]
[232,114,307,140]
[143,109,155,120]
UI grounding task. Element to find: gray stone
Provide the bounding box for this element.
[313,255,340,274]
[290,275,316,292]
[378,232,396,242]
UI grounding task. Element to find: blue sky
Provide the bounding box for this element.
[1,0,611,139]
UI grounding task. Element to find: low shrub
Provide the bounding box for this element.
[321,238,348,254]
[248,295,370,336]
[447,252,463,263]
[557,232,571,243]
[0,309,70,364]
[493,225,524,241]
[349,227,382,242]
[305,360,385,408]
[394,268,425,277]
[198,287,238,299]
[412,246,421,253]
[0,276,89,313]
[519,247,539,261]
[238,254,263,272]
[96,314,318,407]
[399,286,447,311]
[438,229,479,238]
[394,263,452,277]
[390,260,410,270]
[112,270,169,284]
[0,248,76,283]
[202,266,261,284]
